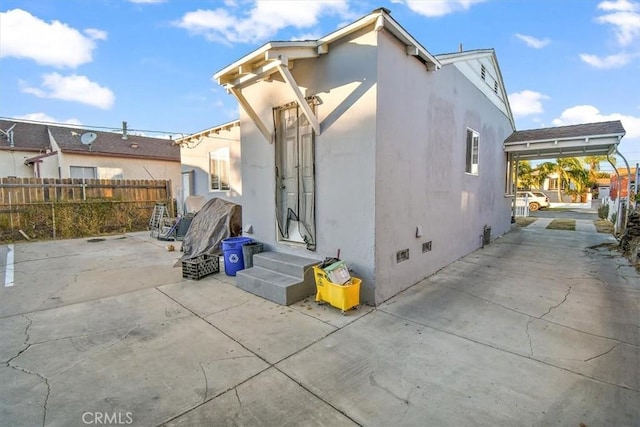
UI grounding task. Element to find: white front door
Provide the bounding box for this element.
[275,104,316,247]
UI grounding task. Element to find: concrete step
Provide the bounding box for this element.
[235,266,316,306]
[252,252,319,278]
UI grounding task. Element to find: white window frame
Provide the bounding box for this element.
[209,147,231,191]
[465,128,479,175]
[69,166,97,180]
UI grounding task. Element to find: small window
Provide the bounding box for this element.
[465,128,479,175]
[70,166,97,180]
[209,147,230,191]
[548,178,565,190]
[480,65,486,81]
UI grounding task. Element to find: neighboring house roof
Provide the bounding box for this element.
[0,119,50,152]
[503,120,626,160]
[0,119,180,162]
[176,120,240,145]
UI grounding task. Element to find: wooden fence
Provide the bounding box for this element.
[0,178,174,242]
[0,177,171,203]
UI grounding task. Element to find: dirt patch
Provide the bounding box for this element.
[546,219,575,231]
[515,217,536,227]
[594,219,614,234]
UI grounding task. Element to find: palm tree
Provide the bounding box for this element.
[516,160,536,190]
[584,155,612,185]
[536,157,586,202]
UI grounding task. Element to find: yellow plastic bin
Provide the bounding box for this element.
[313,265,361,314]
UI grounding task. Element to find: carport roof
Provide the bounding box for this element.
[504,120,625,160]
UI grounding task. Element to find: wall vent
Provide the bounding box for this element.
[396,249,410,263]
[480,65,486,81]
[422,241,432,253]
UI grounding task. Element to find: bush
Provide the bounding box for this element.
[598,203,609,220]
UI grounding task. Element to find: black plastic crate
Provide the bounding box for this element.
[182,254,220,280]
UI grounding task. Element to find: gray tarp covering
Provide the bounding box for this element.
[176,198,242,265]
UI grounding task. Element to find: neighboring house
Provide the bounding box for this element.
[176,120,241,209]
[610,167,638,200]
[0,119,181,197]
[213,8,515,305]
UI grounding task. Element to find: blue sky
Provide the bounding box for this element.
[1,0,639,166]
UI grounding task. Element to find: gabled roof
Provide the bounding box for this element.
[0,119,180,162]
[176,119,240,145]
[504,121,625,160]
[435,49,515,130]
[213,8,440,88]
[0,119,49,152]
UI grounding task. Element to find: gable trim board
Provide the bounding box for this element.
[214,8,441,143]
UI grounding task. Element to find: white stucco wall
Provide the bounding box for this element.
[56,152,182,198]
[238,27,379,301]
[179,124,241,203]
[373,31,513,303]
[0,150,39,177]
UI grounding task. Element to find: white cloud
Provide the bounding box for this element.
[22,73,115,110]
[552,105,640,138]
[129,0,165,3]
[515,33,550,49]
[598,0,639,12]
[291,32,322,41]
[13,113,82,126]
[84,28,108,41]
[508,90,550,117]
[579,52,635,68]
[0,9,105,68]
[595,1,640,46]
[174,1,353,44]
[392,0,486,17]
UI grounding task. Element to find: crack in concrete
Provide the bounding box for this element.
[199,363,209,403]
[584,343,621,363]
[369,373,410,406]
[234,387,241,407]
[5,314,33,365]
[540,285,572,319]
[525,318,535,356]
[49,325,140,380]
[6,361,50,427]
[202,300,250,317]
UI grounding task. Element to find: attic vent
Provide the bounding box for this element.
[494,81,498,94]
[480,65,486,81]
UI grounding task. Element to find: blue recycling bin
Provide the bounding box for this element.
[221,237,252,276]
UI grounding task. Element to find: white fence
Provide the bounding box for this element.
[515,199,530,217]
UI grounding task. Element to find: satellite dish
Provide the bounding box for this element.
[80,132,97,145]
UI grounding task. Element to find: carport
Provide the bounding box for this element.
[503,120,631,229]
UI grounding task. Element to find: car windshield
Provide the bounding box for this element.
[532,192,546,197]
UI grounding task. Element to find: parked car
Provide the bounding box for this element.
[516,191,550,211]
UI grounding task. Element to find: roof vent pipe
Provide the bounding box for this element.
[459,43,463,53]
[122,121,128,140]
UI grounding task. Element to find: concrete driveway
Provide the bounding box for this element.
[1,223,638,426]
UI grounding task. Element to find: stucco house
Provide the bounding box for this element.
[176,120,241,211]
[0,119,182,197]
[212,8,516,306]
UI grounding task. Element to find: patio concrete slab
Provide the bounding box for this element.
[1,287,268,427]
[164,368,357,426]
[1,221,638,426]
[0,232,183,318]
[278,310,639,426]
[203,295,337,364]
